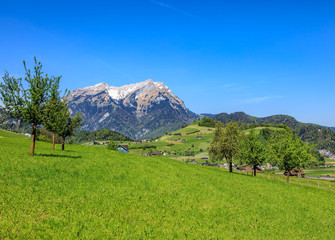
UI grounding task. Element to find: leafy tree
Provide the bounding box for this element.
[238,130,266,176]
[267,129,313,182]
[0,57,58,155]
[56,103,83,150]
[43,77,68,150]
[209,122,240,172]
[107,139,118,150]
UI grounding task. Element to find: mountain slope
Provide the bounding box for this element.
[214,112,335,155]
[67,79,197,139]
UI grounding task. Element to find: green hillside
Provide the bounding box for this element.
[126,123,285,162]
[1,129,335,239]
[214,112,335,154]
[125,123,215,160]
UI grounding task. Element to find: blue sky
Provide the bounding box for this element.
[1,0,334,126]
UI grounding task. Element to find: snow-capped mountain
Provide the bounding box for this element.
[67,79,197,139]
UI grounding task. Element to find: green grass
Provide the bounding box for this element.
[304,167,335,177]
[1,129,335,239]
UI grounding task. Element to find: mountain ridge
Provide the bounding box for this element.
[67,79,197,139]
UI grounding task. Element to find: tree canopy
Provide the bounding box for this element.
[238,130,266,176]
[209,122,240,172]
[0,57,60,155]
[267,129,313,182]
[43,77,69,150]
[56,103,83,151]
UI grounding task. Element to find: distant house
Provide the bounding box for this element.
[178,138,187,142]
[284,168,305,177]
[151,152,161,156]
[196,136,203,139]
[174,133,182,136]
[117,145,128,153]
[133,140,141,143]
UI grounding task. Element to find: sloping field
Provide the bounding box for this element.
[1,129,335,239]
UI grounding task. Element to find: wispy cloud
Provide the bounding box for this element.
[240,96,282,104]
[149,0,197,19]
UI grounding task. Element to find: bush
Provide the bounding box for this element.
[107,141,117,150]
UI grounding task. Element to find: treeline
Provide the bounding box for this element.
[35,128,132,144]
[73,129,132,143]
[209,122,325,181]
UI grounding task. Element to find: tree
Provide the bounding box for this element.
[238,130,266,176]
[43,77,68,150]
[107,139,118,150]
[0,57,58,155]
[267,129,313,182]
[56,103,83,150]
[209,122,240,172]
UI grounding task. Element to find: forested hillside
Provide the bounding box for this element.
[214,112,335,154]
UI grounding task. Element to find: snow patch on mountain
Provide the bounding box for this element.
[99,112,110,123]
[107,79,155,100]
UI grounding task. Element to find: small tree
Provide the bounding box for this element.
[238,130,266,176]
[43,77,68,150]
[0,57,58,155]
[107,140,118,150]
[267,129,312,182]
[56,103,83,150]
[209,122,240,172]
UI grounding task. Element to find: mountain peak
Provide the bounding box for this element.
[67,79,197,139]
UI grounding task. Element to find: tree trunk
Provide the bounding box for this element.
[286,173,290,183]
[253,165,257,177]
[52,133,55,150]
[30,123,36,155]
[62,138,65,151]
[229,161,233,173]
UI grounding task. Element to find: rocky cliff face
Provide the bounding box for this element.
[67,79,197,139]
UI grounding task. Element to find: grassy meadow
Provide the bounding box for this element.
[1,129,335,239]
